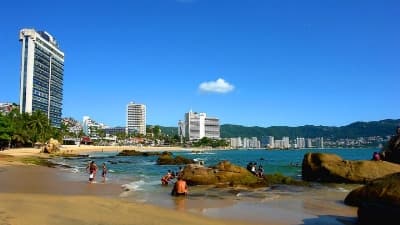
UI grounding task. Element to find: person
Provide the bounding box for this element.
[86,161,98,183]
[171,176,188,196]
[257,165,264,178]
[101,162,107,183]
[161,170,173,185]
[372,152,381,161]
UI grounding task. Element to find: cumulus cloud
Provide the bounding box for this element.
[199,78,235,94]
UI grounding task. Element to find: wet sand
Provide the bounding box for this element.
[0,163,250,225]
[0,149,359,225]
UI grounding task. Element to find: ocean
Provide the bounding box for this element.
[52,148,378,224]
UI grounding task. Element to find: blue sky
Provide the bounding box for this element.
[0,0,399,127]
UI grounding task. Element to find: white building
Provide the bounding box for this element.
[19,29,64,127]
[230,137,243,148]
[126,102,146,136]
[296,137,305,149]
[183,111,220,141]
[82,116,106,137]
[267,136,275,149]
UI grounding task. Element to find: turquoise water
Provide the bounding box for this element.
[53,148,378,193]
[52,148,377,224]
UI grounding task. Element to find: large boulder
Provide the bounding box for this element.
[380,134,400,164]
[156,152,195,165]
[181,160,260,186]
[117,150,163,157]
[344,173,400,225]
[42,138,60,154]
[302,153,400,183]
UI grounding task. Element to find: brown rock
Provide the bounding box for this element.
[181,160,260,186]
[344,173,400,225]
[302,152,400,183]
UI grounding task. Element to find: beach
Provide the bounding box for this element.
[0,148,252,225]
[0,147,360,225]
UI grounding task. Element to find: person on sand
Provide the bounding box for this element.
[171,176,188,196]
[101,162,107,183]
[86,161,98,183]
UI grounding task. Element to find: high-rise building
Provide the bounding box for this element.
[19,29,64,127]
[183,111,220,141]
[126,102,146,136]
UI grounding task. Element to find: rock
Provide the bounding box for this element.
[42,138,60,153]
[302,153,400,183]
[156,152,195,165]
[344,173,400,225]
[181,160,260,186]
[380,134,400,164]
[117,150,163,156]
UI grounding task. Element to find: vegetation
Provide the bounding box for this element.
[19,156,58,167]
[264,173,309,186]
[192,137,229,148]
[220,120,400,139]
[0,109,62,148]
[155,119,399,140]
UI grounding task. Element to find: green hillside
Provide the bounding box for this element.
[157,119,400,140]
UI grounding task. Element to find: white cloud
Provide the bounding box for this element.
[199,78,235,94]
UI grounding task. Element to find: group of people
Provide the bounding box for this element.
[160,167,188,196]
[161,167,183,185]
[247,162,264,178]
[86,161,107,183]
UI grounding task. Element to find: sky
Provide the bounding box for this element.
[0,0,399,127]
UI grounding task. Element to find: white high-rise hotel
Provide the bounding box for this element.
[181,111,220,141]
[126,102,146,135]
[19,29,64,127]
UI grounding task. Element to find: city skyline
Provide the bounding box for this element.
[0,0,399,127]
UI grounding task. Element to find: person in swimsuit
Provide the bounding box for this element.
[86,161,98,183]
[101,162,107,183]
[171,176,188,196]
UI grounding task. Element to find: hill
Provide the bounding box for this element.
[157,119,400,140]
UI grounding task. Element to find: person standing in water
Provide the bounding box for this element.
[171,176,188,196]
[101,162,107,183]
[86,161,98,183]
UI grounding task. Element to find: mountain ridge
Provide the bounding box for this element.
[154,119,400,140]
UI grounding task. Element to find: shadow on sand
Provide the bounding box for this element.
[301,215,357,225]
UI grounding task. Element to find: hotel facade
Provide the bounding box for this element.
[181,111,220,141]
[126,102,146,136]
[19,29,64,127]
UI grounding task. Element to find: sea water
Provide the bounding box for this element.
[52,148,378,224]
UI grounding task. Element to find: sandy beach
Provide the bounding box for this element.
[0,147,359,225]
[0,149,251,225]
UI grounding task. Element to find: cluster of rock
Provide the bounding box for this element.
[180,160,261,186]
[380,130,400,163]
[117,150,163,157]
[301,130,400,225]
[42,138,60,153]
[156,152,195,165]
[302,152,400,183]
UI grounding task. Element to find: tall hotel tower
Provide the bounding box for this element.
[19,29,64,127]
[126,102,146,136]
[183,111,220,141]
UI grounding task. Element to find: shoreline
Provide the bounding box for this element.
[0,147,359,225]
[0,155,250,225]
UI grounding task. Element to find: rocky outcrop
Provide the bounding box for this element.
[380,134,400,164]
[181,160,260,186]
[42,138,60,154]
[344,173,400,225]
[117,150,163,157]
[156,152,195,165]
[302,153,400,183]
